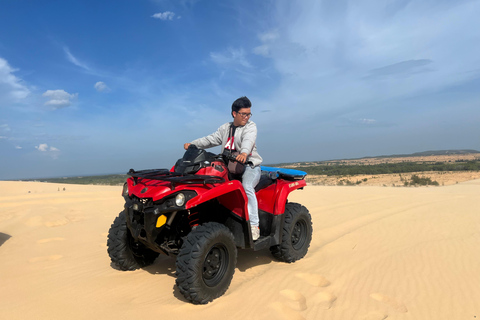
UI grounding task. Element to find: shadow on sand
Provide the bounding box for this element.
[142,248,276,303]
[236,248,276,272]
[143,255,177,277]
[143,255,189,302]
[0,232,11,247]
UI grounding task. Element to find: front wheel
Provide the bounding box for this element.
[107,211,159,271]
[175,222,237,304]
[270,203,312,263]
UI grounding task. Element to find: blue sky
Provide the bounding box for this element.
[1,0,480,179]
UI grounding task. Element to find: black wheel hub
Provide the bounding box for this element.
[291,219,307,250]
[203,243,228,287]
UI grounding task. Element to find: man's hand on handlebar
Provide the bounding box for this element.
[235,152,248,163]
[184,143,191,150]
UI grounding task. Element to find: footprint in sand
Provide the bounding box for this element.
[370,293,408,313]
[295,272,331,287]
[271,274,336,320]
[279,289,307,311]
[36,237,65,244]
[270,301,306,320]
[29,255,63,263]
[294,273,336,309]
[311,291,337,310]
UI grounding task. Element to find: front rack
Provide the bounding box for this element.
[127,168,225,189]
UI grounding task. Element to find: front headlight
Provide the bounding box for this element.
[175,193,186,206]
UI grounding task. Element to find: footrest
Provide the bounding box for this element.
[253,235,273,251]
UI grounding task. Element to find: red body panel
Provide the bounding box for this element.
[256,183,277,213]
[127,161,306,221]
[127,178,174,201]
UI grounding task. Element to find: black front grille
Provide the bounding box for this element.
[132,210,145,225]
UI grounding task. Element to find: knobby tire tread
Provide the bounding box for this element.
[270,202,312,263]
[175,222,237,304]
[107,212,159,271]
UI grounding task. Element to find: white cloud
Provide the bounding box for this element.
[152,11,177,20]
[360,118,376,124]
[36,143,49,152]
[94,81,110,92]
[259,32,279,43]
[0,136,6,139]
[253,31,279,57]
[0,124,11,132]
[35,143,60,159]
[15,145,22,149]
[210,47,251,68]
[0,57,30,103]
[42,89,78,109]
[63,47,90,70]
[253,45,270,57]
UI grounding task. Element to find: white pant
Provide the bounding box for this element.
[242,166,261,227]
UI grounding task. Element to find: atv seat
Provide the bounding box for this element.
[255,171,276,192]
[260,166,307,181]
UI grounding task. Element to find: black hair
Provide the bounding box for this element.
[231,96,251,117]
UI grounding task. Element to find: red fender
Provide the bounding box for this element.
[273,179,307,215]
[186,180,249,220]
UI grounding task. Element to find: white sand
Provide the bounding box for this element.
[1,180,479,319]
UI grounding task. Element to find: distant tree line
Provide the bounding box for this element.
[292,161,480,176]
[25,174,128,186]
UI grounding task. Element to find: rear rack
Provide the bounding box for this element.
[127,168,225,189]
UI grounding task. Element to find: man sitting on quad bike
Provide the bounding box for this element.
[184,96,263,240]
[107,97,312,304]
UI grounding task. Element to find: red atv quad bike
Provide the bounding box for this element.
[107,145,313,304]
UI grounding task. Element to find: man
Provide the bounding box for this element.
[184,96,263,240]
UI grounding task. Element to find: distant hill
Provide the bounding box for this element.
[376,149,480,158]
[265,149,480,167]
[275,149,480,177]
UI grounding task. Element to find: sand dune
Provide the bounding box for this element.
[1,180,479,319]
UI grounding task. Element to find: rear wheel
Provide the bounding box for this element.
[176,222,237,304]
[107,211,159,271]
[270,203,312,263]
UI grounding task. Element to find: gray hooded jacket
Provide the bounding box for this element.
[190,120,263,167]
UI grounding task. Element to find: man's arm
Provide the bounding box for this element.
[187,125,225,149]
[239,123,257,156]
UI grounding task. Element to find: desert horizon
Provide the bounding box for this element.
[1,179,479,319]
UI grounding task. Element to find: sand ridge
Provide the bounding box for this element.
[1,180,479,319]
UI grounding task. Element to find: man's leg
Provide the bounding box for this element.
[242,166,261,240]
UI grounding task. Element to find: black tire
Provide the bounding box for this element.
[175,222,237,304]
[270,203,312,263]
[107,211,159,271]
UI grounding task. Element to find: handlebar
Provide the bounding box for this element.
[222,152,253,167]
[189,144,253,166]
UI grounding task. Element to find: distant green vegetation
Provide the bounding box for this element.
[405,175,439,186]
[24,174,128,186]
[291,161,480,176]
